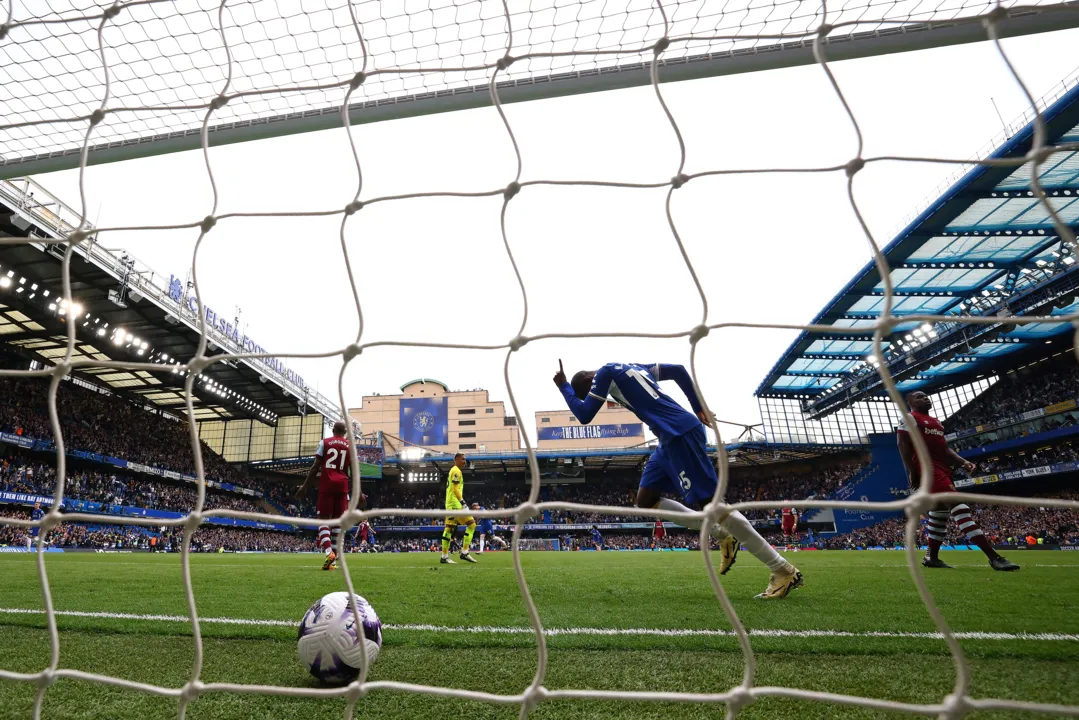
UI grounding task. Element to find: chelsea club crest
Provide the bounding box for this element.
[413,411,435,432]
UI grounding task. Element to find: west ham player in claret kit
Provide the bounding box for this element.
[652,518,666,550]
[781,507,798,546]
[296,421,366,570]
[896,391,1018,571]
[356,521,377,552]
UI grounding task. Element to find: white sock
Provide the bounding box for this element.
[655,498,729,540]
[720,510,788,572]
[479,536,485,553]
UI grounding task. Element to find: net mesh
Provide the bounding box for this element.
[1,0,1079,718]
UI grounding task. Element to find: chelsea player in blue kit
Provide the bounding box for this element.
[471,503,507,554]
[555,360,803,599]
[28,502,45,551]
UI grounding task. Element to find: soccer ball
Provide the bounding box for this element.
[297,591,382,684]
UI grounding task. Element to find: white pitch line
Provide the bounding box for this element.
[0,608,1076,641]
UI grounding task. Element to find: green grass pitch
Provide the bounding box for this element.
[1,550,1077,719]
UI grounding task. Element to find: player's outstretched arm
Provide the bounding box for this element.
[655,363,704,412]
[655,363,711,422]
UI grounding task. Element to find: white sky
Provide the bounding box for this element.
[36,28,1079,443]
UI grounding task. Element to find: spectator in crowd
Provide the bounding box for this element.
[946,356,1079,433]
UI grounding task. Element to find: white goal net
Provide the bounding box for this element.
[2,0,1079,718]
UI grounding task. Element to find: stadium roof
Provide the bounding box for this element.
[756,76,1079,418]
[0,178,341,424]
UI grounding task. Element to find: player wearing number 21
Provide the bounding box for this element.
[296,421,366,571]
[554,361,803,598]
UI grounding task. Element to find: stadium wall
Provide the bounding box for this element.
[350,380,521,454]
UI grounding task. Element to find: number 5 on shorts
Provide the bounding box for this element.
[679,471,691,491]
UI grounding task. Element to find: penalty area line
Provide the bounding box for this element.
[0,608,1076,641]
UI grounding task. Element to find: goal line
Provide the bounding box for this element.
[1,608,1076,642]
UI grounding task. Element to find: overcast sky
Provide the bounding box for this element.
[36,27,1079,444]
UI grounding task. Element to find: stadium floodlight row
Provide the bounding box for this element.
[0,177,342,438]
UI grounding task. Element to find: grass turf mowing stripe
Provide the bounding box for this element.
[1,608,1077,641]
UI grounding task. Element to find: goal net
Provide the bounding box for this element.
[2,0,1079,718]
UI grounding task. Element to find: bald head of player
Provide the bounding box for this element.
[570,370,595,400]
[905,391,932,413]
[332,420,347,436]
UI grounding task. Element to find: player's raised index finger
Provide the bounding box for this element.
[559,359,564,374]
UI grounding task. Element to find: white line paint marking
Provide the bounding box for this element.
[0,608,1076,641]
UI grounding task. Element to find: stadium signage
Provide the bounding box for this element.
[0,547,64,553]
[956,460,1079,487]
[0,491,54,506]
[537,423,644,441]
[167,275,305,388]
[0,432,33,448]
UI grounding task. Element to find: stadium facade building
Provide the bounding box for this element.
[349,379,521,455]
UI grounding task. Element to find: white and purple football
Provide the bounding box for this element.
[297,592,382,684]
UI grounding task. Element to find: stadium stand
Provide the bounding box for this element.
[945,354,1079,433]
[0,377,254,490]
[816,489,1079,549]
[0,458,263,514]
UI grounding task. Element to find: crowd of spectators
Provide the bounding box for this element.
[0,377,253,489]
[817,490,1079,548]
[975,442,1079,475]
[158,526,310,552]
[0,508,156,549]
[356,458,868,527]
[0,505,311,551]
[946,357,1079,432]
[0,454,264,515]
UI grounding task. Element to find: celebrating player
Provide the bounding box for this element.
[591,525,604,551]
[896,391,1019,571]
[441,453,478,564]
[471,503,506,554]
[781,507,798,546]
[296,421,365,571]
[555,360,803,599]
[652,518,666,550]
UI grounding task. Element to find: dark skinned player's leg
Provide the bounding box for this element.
[636,465,732,549]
